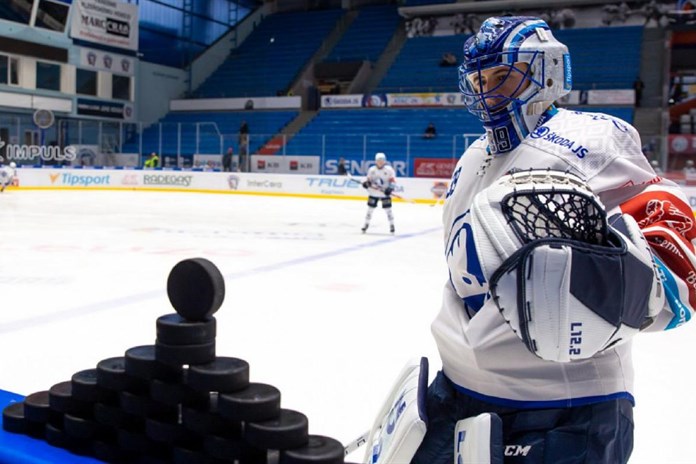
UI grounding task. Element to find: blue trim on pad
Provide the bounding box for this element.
[450,382,636,409]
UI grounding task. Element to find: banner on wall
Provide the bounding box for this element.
[76,98,134,120]
[387,92,465,108]
[321,90,637,109]
[250,155,320,174]
[413,158,457,178]
[70,0,140,51]
[321,94,363,108]
[79,48,135,76]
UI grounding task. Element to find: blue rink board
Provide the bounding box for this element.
[0,389,102,463]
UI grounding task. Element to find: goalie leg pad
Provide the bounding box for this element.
[454,413,503,464]
[363,357,428,464]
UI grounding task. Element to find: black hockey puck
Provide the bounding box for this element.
[150,377,210,407]
[124,345,183,382]
[94,402,142,429]
[244,409,309,450]
[117,428,151,453]
[187,356,250,393]
[2,401,27,434]
[279,435,345,464]
[155,340,216,366]
[23,391,52,423]
[97,356,145,392]
[71,368,117,403]
[93,440,135,463]
[48,381,92,416]
[45,422,93,455]
[145,416,187,444]
[182,394,242,437]
[63,412,103,440]
[45,423,68,449]
[172,446,216,464]
[157,313,217,345]
[167,257,225,321]
[218,383,281,422]
[119,390,178,420]
[204,433,266,462]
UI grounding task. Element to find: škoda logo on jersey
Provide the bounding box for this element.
[529,127,589,158]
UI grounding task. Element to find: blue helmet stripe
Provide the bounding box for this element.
[506,22,548,63]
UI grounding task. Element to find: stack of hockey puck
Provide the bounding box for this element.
[2,258,350,464]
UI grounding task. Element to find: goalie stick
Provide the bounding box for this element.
[347,173,416,204]
[344,430,370,456]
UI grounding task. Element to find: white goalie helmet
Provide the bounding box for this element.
[471,170,663,362]
[9,162,16,169]
[459,17,572,155]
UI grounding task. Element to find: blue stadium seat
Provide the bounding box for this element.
[375,26,642,93]
[375,35,466,93]
[555,27,643,90]
[285,108,481,161]
[194,9,344,98]
[324,5,400,63]
[122,111,299,159]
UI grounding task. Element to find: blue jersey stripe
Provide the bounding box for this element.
[449,377,635,409]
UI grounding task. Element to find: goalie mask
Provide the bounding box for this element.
[470,170,663,362]
[459,17,572,155]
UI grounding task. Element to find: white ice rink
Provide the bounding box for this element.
[1,189,694,463]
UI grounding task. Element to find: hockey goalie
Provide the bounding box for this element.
[358,15,696,464]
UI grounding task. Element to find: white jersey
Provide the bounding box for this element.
[364,164,396,198]
[436,107,696,408]
[0,165,15,186]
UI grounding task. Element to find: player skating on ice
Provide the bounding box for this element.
[361,152,397,234]
[354,16,696,464]
[0,161,16,193]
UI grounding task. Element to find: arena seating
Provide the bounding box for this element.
[555,26,643,90]
[374,35,464,94]
[284,108,481,160]
[122,111,298,160]
[374,26,642,93]
[194,9,344,98]
[323,4,400,63]
[150,17,637,170]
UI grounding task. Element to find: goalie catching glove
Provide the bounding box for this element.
[471,169,664,362]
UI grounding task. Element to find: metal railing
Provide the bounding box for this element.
[0,116,678,178]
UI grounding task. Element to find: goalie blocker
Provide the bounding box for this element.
[472,170,664,362]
